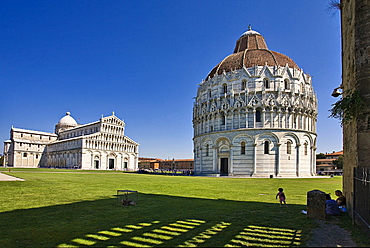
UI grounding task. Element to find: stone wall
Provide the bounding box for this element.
[341,0,370,219]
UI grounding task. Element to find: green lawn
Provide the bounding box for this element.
[0,170,364,247]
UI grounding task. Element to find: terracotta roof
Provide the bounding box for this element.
[207,32,299,79]
[316,163,335,167]
[139,157,163,162]
[325,151,343,156]
[316,158,336,163]
[162,159,194,162]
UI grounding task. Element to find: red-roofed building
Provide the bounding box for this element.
[159,159,194,171]
[316,151,343,175]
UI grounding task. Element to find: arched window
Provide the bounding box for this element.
[221,114,226,125]
[284,79,290,90]
[241,141,246,155]
[263,78,270,89]
[304,143,308,155]
[264,141,269,154]
[256,110,261,122]
[241,80,247,90]
[223,84,227,94]
[206,144,209,156]
[287,141,292,154]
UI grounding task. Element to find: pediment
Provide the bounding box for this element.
[102,115,125,127]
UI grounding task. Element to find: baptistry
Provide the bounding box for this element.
[192,26,318,177]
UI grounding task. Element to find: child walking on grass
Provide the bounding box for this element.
[276,188,287,207]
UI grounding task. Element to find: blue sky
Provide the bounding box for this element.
[1,0,342,159]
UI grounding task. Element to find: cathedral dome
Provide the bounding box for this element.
[58,112,77,126]
[206,27,299,79]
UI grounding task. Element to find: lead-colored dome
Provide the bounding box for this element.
[206,27,299,79]
[58,112,77,126]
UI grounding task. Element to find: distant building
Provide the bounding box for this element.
[193,26,318,177]
[3,112,139,170]
[159,159,194,171]
[316,151,343,175]
[138,157,162,170]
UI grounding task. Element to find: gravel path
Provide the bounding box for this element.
[0,172,25,181]
[306,219,357,247]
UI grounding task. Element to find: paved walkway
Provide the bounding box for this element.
[0,172,25,181]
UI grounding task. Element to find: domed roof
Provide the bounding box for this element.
[206,26,299,79]
[58,112,78,126]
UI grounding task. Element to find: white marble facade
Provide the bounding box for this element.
[3,112,139,170]
[193,28,317,177]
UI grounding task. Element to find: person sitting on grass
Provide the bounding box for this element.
[325,194,341,216]
[335,190,346,206]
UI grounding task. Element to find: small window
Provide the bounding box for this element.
[36,154,39,159]
[304,143,308,155]
[284,79,290,90]
[223,84,227,94]
[209,90,212,98]
[264,78,270,89]
[23,153,27,158]
[264,141,269,154]
[221,114,226,125]
[287,141,292,154]
[241,142,246,155]
[256,110,261,122]
[206,144,209,156]
[241,80,247,90]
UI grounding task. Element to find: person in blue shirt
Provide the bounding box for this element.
[325,194,341,216]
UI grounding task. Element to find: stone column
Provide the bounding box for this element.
[230,145,234,174]
[199,148,203,173]
[252,143,257,176]
[212,146,217,173]
[296,144,301,177]
[270,109,274,128]
[253,109,256,128]
[246,109,249,128]
[285,110,288,128]
[238,111,241,129]
[276,143,281,176]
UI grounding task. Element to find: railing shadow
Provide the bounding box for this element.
[0,193,312,247]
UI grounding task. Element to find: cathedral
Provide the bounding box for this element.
[3,112,139,170]
[192,26,318,177]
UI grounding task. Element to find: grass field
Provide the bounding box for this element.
[0,169,366,247]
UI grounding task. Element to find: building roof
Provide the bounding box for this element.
[325,151,343,156]
[58,112,78,126]
[316,163,335,167]
[206,27,299,79]
[317,158,336,163]
[11,127,57,136]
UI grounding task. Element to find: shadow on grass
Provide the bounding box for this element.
[0,193,314,247]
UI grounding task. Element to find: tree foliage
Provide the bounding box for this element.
[333,155,344,169]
